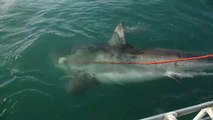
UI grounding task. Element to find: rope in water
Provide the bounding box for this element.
[87,54,213,65]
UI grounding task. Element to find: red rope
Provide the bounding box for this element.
[89,54,213,65]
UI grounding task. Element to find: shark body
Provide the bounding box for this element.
[53,23,213,93]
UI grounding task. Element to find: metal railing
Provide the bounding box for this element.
[139,100,213,120]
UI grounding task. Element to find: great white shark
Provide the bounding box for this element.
[53,22,213,94]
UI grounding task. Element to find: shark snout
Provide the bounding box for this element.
[58,57,67,64]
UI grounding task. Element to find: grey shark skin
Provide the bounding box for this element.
[53,22,213,94]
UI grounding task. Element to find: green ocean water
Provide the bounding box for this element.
[0,0,213,120]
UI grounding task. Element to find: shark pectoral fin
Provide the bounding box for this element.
[165,71,183,80]
[164,71,194,81]
[65,73,99,94]
[108,22,127,48]
[165,71,213,81]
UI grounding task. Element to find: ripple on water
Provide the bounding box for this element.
[0,89,50,118]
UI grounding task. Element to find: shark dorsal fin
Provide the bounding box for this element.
[108,22,126,48]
